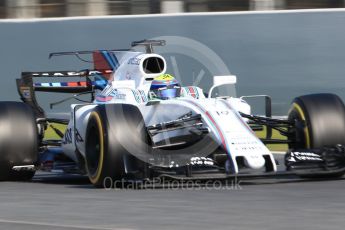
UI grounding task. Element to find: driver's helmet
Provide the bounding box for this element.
[150,74,181,100]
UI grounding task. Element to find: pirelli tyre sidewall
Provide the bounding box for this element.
[0,101,38,181]
[85,104,148,188]
[288,93,345,149]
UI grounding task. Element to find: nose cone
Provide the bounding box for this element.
[244,155,266,169]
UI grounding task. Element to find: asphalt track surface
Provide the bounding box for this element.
[1,155,345,230]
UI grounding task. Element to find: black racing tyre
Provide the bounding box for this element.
[288,93,345,149]
[0,102,38,181]
[85,104,149,188]
[9,170,36,181]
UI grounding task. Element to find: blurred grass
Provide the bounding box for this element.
[255,127,288,152]
[44,124,288,152]
[44,123,67,140]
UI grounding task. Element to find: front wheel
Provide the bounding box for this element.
[287,93,345,178]
[288,93,345,149]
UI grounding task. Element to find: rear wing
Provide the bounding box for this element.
[16,70,110,118]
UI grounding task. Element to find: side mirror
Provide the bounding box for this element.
[208,75,237,98]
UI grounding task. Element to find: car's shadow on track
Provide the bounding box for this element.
[238,177,345,186]
[29,172,345,190]
[31,173,95,189]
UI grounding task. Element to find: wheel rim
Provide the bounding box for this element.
[288,103,310,149]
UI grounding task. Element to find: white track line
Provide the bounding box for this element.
[0,219,134,230]
[0,8,345,23]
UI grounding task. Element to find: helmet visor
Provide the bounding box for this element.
[156,87,181,100]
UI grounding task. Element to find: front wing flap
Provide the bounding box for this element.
[285,145,345,176]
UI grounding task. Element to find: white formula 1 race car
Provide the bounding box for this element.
[1,40,345,187]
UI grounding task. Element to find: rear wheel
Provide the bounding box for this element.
[0,102,38,181]
[9,170,36,181]
[85,104,149,188]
